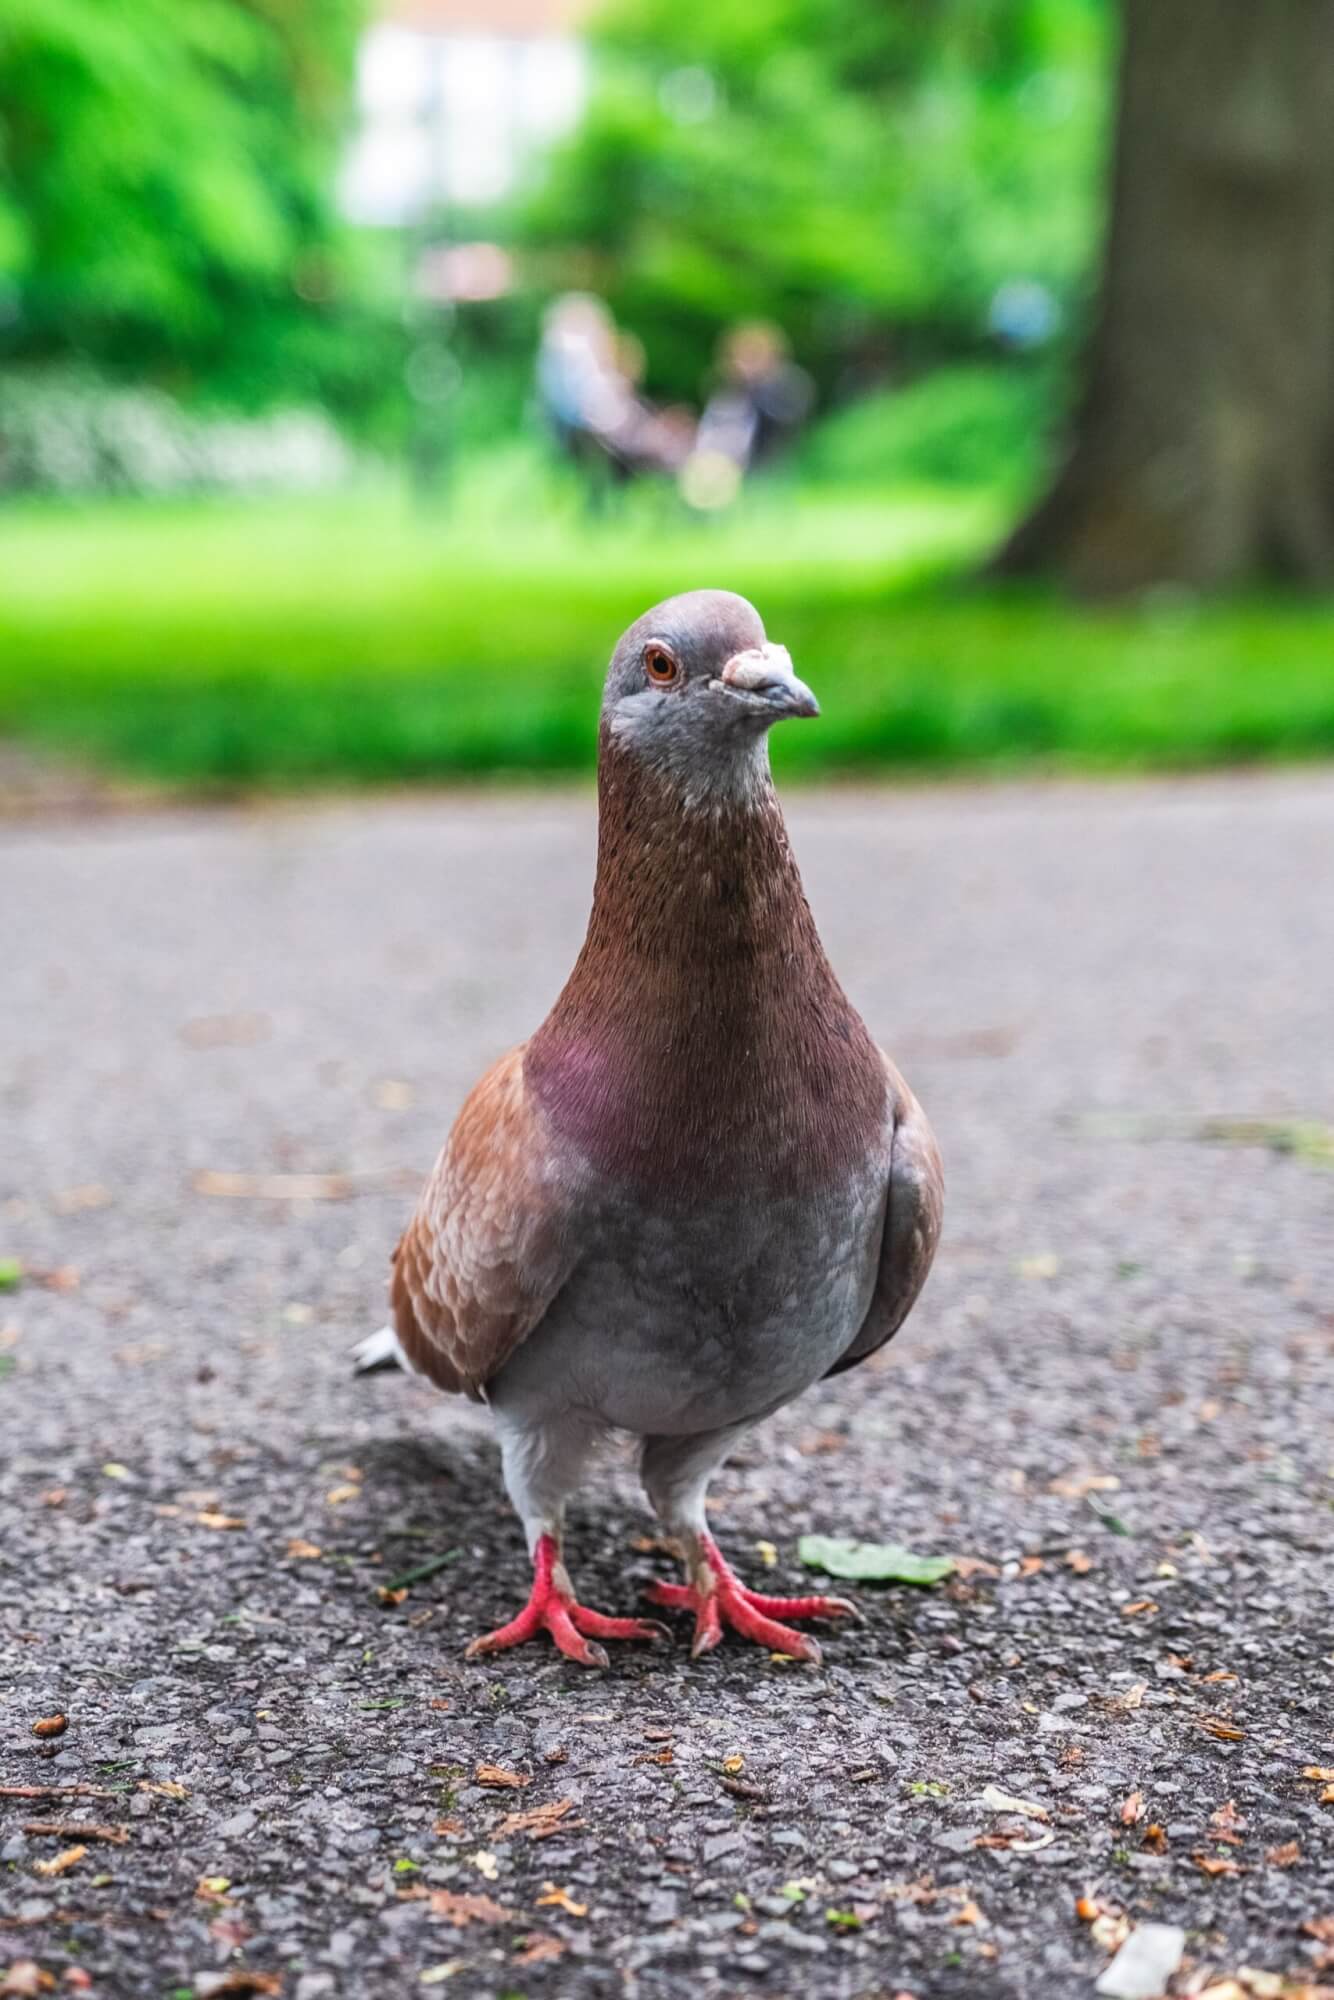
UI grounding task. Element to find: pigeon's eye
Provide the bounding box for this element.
[643,643,680,687]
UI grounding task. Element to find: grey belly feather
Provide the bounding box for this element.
[490,1131,893,1439]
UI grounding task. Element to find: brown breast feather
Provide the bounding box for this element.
[390,1045,579,1400]
[825,1050,944,1378]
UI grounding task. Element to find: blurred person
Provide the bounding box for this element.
[681,321,815,509]
[536,293,693,489]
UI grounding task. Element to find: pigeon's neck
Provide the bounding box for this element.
[526,733,885,1197]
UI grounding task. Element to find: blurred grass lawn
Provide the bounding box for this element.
[4,467,1334,785]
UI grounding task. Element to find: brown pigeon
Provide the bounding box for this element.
[354,589,943,1665]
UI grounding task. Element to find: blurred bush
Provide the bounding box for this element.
[0,0,401,424]
[0,367,353,495]
[798,362,1051,491]
[522,0,1109,400]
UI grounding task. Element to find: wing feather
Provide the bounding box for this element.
[826,1052,943,1378]
[390,1045,580,1399]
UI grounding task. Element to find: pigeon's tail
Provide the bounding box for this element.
[351,1324,408,1376]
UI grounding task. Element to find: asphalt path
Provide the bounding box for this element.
[2,772,1332,1999]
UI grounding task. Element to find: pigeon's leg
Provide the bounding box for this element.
[465,1410,666,1668]
[640,1430,859,1664]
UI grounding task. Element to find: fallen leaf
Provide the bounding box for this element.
[426,1891,513,1928]
[952,1900,984,1927]
[1064,1549,1094,1574]
[1018,1253,1060,1279]
[1302,1767,1334,1782]
[1142,1823,1168,1853]
[953,1556,1002,1581]
[285,1539,322,1560]
[1107,1683,1147,1714]
[181,1012,271,1049]
[193,1169,358,1202]
[475,1764,529,1790]
[1191,1852,1244,1876]
[722,1776,770,1801]
[30,1715,68,1739]
[494,1800,579,1842]
[32,1266,80,1292]
[536,1882,588,1917]
[755,1540,778,1568]
[140,1780,188,1800]
[1201,1669,1238,1685]
[40,1489,66,1508]
[376,1587,409,1608]
[433,1818,464,1838]
[51,1184,112,1215]
[196,1512,246,1531]
[469,1850,499,1881]
[1209,1799,1245,1842]
[1120,1790,1145,1825]
[1266,1840,1301,1867]
[1050,1473,1122,1498]
[797,1535,953,1585]
[0,1966,55,1997]
[722,1754,745,1774]
[196,1875,233,1903]
[512,1936,566,1966]
[194,1973,283,1997]
[209,1918,253,1950]
[33,1846,86,1877]
[977,1784,1050,1822]
[418,1967,463,1987]
[1201,1717,1246,1741]
[101,1463,132,1481]
[1120,1599,1158,1618]
[325,1484,360,1506]
[1303,1918,1334,1944]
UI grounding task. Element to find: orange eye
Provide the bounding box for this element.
[644,643,679,686]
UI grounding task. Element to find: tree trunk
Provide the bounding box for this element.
[996,0,1334,594]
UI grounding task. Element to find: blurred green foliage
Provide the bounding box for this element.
[798,363,1052,490]
[0,0,400,419]
[4,478,1333,786]
[524,0,1110,398]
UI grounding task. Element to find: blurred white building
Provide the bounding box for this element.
[341,0,593,224]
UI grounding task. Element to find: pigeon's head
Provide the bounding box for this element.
[601,589,817,801]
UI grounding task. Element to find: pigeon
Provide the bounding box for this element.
[354,589,943,1665]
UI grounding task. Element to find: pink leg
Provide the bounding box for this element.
[643,1533,859,1663]
[465,1535,667,1668]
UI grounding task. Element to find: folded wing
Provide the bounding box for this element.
[826,1052,944,1378]
[390,1045,582,1400]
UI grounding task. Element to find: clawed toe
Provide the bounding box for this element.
[645,1535,858,1662]
[466,1536,666,1668]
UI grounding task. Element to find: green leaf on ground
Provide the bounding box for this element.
[0,1257,22,1290]
[797,1535,954,1585]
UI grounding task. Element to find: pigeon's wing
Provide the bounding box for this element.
[390,1045,584,1401]
[825,1052,943,1378]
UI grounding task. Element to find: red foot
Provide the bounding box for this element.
[465,1536,667,1669]
[643,1534,859,1663]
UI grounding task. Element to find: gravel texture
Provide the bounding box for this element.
[2,773,1333,2000]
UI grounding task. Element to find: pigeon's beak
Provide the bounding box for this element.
[717,643,820,721]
